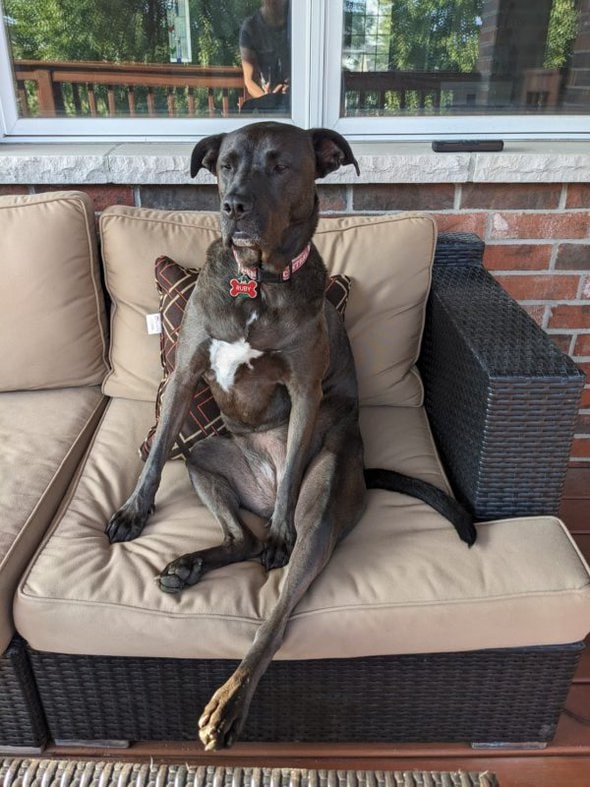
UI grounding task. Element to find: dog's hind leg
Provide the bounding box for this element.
[197,431,365,749]
[158,436,268,593]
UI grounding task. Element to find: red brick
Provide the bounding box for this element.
[318,185,348,213]
[34,185,134,211]
[547,333,573,354]
[555,243,590,270]
[493,274,580,301]
[574,360,590,380]
[549,305,590,329]
[139,186,216,210]
[522,304,546,325]
[571,437,590,459]
[461,183,560,210]
[574,334,590,356]
[566,184,590,208]
[581,387,590,408]
[353,184,454,211]
[433,213,487,236]
[489,212,590,240]
[0,185,29,196]
[577,413,590,434]
[484,244,552,271]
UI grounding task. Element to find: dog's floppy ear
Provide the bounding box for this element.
[309,128,360,179]
[190,133,226,178]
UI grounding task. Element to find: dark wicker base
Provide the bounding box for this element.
[28,642,583,746]
[0,639,47,750]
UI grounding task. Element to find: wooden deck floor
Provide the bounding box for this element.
[47,465,590,787]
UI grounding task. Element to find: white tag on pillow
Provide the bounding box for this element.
[146,313,162,335]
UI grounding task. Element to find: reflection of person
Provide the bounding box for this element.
[239,0,290,112]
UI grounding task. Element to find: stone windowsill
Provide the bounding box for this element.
[1,141,590,185]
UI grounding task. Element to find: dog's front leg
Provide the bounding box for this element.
[263,345,326,570]
[106,329,208,544]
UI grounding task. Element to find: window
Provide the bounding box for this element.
[1,0,588,140]
[0,0,304,137]
[325,0,590,138]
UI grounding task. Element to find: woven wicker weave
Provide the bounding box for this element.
[0,639,47,750]
[0,760,500,787]
[28,643,582,745]
[421,236,585,520]
[433,232,486,267]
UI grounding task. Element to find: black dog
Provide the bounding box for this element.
[106,122,475,749]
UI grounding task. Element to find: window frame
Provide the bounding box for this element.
[1,0,589,142]
[321,1,590,141]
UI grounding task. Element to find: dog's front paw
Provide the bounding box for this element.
[158,554,204,593]
[105,500,153,544]
[198,670,251,750]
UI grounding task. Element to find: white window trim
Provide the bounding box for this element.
[1,0,590,142]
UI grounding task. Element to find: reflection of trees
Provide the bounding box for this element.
[343,0,577,75]
[545,0,577,70]
[4,0,259,66]
[387,0,483,73]
[193,0,256,66]
[4,0,262,118]
[4,0,579,117]
[5,0,168,62]
[344,0,484,74]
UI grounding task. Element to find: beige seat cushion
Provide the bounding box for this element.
[14,398,590,659]
[0,192,109,392]
[100,208,435,406]
[0,387,106,652]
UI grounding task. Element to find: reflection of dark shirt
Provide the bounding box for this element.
[239,10,290,89]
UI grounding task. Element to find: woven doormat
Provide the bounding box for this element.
[0,759,499,787]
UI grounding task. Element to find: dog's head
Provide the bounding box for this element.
[190,122,359,273]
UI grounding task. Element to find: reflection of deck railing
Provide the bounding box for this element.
[342,70,481,112]
[14,60,247,118]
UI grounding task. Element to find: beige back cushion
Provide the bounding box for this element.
[315,214,435,406]
[100,207,436,406]
[0,191,109,391]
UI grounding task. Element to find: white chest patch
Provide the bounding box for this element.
[209,338,263,392]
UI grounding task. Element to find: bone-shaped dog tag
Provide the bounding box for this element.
[229,276,258,299]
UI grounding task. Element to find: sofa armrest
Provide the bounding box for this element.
[419,232,585,521]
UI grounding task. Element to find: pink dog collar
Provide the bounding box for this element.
[233,243,311,283]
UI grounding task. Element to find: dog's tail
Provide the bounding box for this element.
[364,467,477,547]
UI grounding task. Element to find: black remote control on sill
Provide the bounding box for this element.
[432,140,504,152]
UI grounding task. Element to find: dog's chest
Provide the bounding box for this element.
[208,337,263,392]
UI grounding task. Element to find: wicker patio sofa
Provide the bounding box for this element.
[0,191,588,754]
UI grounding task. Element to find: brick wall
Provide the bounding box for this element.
[2,180,588,463]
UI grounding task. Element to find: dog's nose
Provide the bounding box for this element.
[222,194,253,220]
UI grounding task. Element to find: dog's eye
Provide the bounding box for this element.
[220,161,232,171]
[273,163,289,174]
